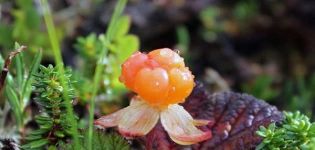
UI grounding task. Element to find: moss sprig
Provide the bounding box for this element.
[256,111,315,150]
[22,65,76,149]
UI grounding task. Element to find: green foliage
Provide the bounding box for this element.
[233,0,258,23]
[199,0,259,42]
[74,15,139,103]
[176,25,190,58]
[0,0,52,54]
[2,43,42,128]
[87,0,131,149]
[22,65,76,150]
[40,0,80,147]
[256,111,315,150]
[75,34,102,61]
[60,130,130,150]
[199,6,222,42]
[282,76,315,118]
[242,75,279,101]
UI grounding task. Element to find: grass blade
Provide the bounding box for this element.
[21,49,42,108]
[15,53,24,88]
[5,85,23,128]
[88,0,128,149]
[176,25,190,55]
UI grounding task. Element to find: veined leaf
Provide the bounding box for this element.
[144,82,283,149]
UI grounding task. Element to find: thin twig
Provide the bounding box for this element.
[0,46,27,93]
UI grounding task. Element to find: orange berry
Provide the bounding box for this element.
[148,48,184,70]
[120,52,149,90]
[167,67,194,104]
[120,49,195,108]
[134,68,169,105]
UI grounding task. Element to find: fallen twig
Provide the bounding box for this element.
[0,45,27,93]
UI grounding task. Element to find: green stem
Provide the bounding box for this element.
[87,0,127,149]
[40,0,79,148]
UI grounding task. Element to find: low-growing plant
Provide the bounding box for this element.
[282,76,315,118]
[242,75,279,101]
[0,43,42,129]
[60,130,130,150]
[256,111,315,149]
[0,0,54,56]
[22,65,76,149]
[2,0,314,150]
[74,15,139,103]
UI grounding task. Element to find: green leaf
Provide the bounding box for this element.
[105,0,128,40]
[242,75,278,101]
[22,139,49,149]
[54,130,65,138]
[25,135,43,141]
[30,128,50,135]
[15,42,25,87]
[116,35,139,62]
[88,0,128,149]
[256,131,266,137]
[39,121,53,130]
[48,145,57,150]
[256,111,315,149]
[5,85,23,128]
[0,25,13,48]
[176,25,190,53]
[21,49,42,106]
[59,130,130,150]
[112,16,131,38]
[0,54,4,68]
[36,117,53,125]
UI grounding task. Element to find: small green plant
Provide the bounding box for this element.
[60,130,130,150]
[176,25,190,60]
[233,0,258,24]
[74,15,139,102]
[1,43,42,129]
[242,75,279,101]
[0,0,52,55]
[256,111,315,150]
[199,0,259,42]
[22,65,76,149]
[282,76,315,118]
[40,0,80,147]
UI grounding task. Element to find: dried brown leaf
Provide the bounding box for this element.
[0,45,27,93]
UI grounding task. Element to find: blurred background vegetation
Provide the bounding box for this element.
[1,0,315,148]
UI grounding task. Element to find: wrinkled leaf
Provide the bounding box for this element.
[144,82,283,150]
